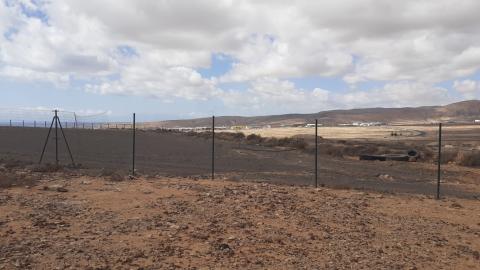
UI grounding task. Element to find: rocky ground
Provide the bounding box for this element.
[0,168,479,269]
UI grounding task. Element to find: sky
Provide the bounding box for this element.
[1,0,480,121]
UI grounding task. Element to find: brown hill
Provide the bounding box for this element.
[152,100,480,127]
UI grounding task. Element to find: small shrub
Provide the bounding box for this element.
[263,137,279,147]
[287,138,308,150]
[262,137,307,149]
[30,163,61,172]
[456,151,480,167]
[231,132,245,140]
[216,132,245,141]
[246,134,263,144]
[99,168,117,177]
[322,144,344,157]
[416,147,434,162]
[440,149,459,164]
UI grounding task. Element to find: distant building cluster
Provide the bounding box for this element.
[338,122,386,127]
[166,124,273,132]
[165,121,393,131]
[352,121,385,127]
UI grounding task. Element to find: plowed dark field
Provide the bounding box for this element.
[0,127,479,198]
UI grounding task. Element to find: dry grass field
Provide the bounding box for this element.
[230,125,480,141]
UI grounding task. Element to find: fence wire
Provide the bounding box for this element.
[0,115,479,200]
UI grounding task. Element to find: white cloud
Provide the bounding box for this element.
[453,79,479,99]
[222,79,453,115]
[220,34,353,82]
[85,58,219,100]
[221,77,333,114]
[336,82,451,108]
[0,0,479,114]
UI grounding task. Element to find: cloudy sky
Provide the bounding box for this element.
[1,0,480,121]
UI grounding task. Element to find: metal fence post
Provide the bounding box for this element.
[34,120,36,128]
[436,123,442,200]
[132,113,136,176]
[55,110,59,167]
[212,115,215,180]
[22,120,24,127]
[9,120,11,127]
[315,119,318,188]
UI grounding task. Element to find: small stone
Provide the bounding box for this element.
[450,202,463,209]
[56,187,68,192]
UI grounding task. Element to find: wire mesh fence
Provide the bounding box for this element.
[0,112,479,200]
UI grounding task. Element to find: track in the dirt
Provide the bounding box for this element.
[0,127,477,199]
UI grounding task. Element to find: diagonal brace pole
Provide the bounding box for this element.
[39,116,56,164]
[57,118,75,166]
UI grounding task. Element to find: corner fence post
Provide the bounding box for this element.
[212,115,215,180]
[315,119,318,188]
[132,113,136,176]
[436,123,442,200]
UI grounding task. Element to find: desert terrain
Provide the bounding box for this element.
[0,121,479,269]
[0,165,479,269]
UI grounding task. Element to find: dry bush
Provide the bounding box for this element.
[216,132,245,141]
[246,134,264,144]
[416,147,435,162]
[1,159,30,169]
[30,163,62,173]
[99,168,118,177]
[456,151,480,167]
[263,137,278,147]
[99,168,125,181]
[321,144,344,158]
[0,171,40,188]
[341,144,379,157]
[277,137,307,149]
[288,138,308,150]
[257,136,308,149]
[440,149,459,164]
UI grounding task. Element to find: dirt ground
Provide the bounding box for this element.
[0,127,479,199]
[0,169,479,269]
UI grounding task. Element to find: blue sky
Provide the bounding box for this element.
[0,0,479,121]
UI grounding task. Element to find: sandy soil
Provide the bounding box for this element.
[0,170,479,269]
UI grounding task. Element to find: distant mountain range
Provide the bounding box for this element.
[151,100,480,128]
